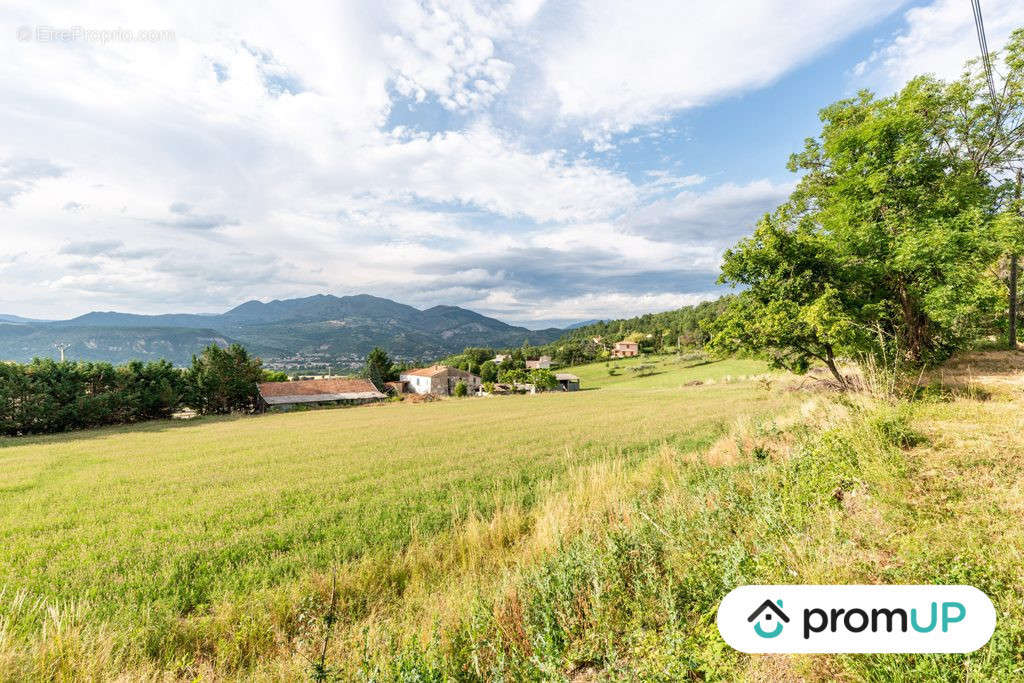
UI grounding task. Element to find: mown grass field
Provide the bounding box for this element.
[0,356,783,679]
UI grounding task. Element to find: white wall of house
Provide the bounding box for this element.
[400,374,434,394]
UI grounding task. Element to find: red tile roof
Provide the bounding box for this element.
[401,365,449,377]
[258,378,382,398]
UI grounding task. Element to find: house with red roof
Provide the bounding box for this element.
[399,365,482,396]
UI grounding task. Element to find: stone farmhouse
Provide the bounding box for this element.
[400,365,482,396]
[525,355,552,370]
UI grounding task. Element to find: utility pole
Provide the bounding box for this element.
[970,0,1016,349]
[1013,169,1022,349]
[54,342,71,362]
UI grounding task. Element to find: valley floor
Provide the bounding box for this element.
[1,353,1022,679]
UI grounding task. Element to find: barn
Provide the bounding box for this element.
[257,378,387,411]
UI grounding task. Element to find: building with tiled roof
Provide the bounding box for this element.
[525,355,552,370]
[257,377,386,410]
[399,365,482,396]
[612,341,639,358]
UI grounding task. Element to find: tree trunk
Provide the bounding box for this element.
[822,346,847,389]
[896,283,927,362]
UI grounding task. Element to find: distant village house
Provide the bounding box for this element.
[257,378,386,411]
[612,341,639,358]
[400,365,482,396]
[525,355,552,370]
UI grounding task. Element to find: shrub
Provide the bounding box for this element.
[480,361,498,382]
[528,369,558,391]
[261,370,289,382]
[453,381,468,397]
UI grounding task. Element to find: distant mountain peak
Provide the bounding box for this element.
[566,319,602,329]
[1,294,566,366]
[0,314,50,324]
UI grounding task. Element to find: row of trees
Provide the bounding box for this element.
[706,30,1024,387]
[0,344,275,436]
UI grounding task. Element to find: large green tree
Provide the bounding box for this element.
[705,204,858,386]
[185,344,263,414]
[363,347,394,392]
[707,31,1024,379]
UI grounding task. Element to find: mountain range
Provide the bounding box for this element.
[0,294,564,369]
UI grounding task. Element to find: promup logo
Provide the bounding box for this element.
[718,585,996,653]
[748,599,789,638]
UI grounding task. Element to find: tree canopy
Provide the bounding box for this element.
[707,30,1024,383]
[185,344,264,415]
[363,347,395,392]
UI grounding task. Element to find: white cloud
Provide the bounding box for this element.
[0,158,66,205]
[528,0,902,139]
[383,0,522,112]
[624,179,795,247]
[855,0,1024,92]
[365,125,637,222]
[0,0,904,322]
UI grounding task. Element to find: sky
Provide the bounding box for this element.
[2,0,1024,328]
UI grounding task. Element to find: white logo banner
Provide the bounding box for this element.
[717,585,995,653]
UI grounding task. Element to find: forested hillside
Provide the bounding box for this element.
[0,294,562,368]
[441,298,730,372]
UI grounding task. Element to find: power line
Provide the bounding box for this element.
[972,0,1021,349]
[970,0,999,105]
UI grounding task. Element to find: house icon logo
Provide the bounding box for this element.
[748,599,789,638]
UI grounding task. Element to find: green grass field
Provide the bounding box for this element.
[5,352,1022,680]
[0,356,784,679]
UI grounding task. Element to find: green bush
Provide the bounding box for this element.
[453,381,468,397]
[528,369,558,391]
